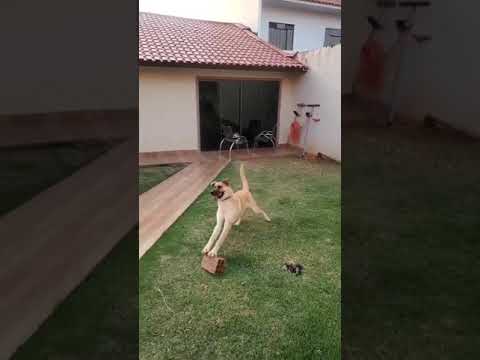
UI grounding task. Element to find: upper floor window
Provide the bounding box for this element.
[324,28,341,47]
[268,22,294,50]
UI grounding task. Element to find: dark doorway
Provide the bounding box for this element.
[198,79,279,151]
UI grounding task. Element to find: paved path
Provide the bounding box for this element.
[0,139,137,359]
[139,158,229,258]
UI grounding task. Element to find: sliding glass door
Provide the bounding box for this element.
[198,79,279,151]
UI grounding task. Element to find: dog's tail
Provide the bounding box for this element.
[240,163,249,191]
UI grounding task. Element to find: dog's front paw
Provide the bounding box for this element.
[207,249,218,257]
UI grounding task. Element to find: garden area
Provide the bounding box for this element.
[139,157,341,359]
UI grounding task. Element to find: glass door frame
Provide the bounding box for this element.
[195,76,282,151]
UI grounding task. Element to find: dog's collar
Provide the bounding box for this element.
[220,195,232,201]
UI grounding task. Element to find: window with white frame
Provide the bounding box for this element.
[268,22,294,50]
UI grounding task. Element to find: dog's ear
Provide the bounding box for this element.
[222,179,230,186]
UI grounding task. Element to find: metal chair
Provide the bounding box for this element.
[219,125,249,159]
[253,124,277,150]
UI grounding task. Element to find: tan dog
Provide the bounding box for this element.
[202,163,271,257]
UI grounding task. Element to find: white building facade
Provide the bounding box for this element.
[138,2,342,160]
[258,0,341,51]
[139,0,341,51]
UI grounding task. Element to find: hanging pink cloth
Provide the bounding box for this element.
[357,38,386,93]
[289,119,302,145]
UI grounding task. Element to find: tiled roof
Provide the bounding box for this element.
[139,13,307,71]
[300,0,341,7]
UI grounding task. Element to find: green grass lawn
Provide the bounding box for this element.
[139,164,187,194]
[342,126,480,359]
[6,141,138,359]
[1,142,111,217]
[13,229,139,360]
[140,157,341,360]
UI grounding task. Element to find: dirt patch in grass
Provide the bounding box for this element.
[140,158,341,359]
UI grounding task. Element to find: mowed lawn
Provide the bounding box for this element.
[342,125,480,359]
[13,229,139,360]
[140,157,341,360]
[139,163,187,194]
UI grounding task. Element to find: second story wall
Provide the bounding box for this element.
[259,4,341,51]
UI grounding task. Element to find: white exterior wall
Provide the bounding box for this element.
[139,69,198,152]
[139,0,261,32]
[293,46,341,161]
[259,5,341,51]
[389,3,480,136]
[139,66,299,153]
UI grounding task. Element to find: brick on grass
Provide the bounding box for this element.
[201,255,226,274]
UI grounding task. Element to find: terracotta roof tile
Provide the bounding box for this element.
[139,13,307,71]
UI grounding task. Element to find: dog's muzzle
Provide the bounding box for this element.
[210,189,224,199]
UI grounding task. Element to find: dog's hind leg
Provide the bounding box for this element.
[208,221,233,257]
[202,210,224,254]
[249,198,271,222]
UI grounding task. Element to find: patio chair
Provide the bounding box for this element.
[253,124,277,150]
[218,125,249,159]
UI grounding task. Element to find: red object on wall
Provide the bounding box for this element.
[289,119,302,145]
[357,38,386,93]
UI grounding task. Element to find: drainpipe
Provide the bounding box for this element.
[257,0,263,37]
